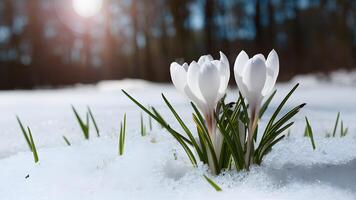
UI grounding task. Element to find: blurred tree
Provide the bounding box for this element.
[168,0,190,59]
[0,0,355,89]
[204,0,216,53]
[130,0,140,78]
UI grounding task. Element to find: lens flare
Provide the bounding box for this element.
[72,0,102,18]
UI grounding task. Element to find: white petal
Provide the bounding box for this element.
[262,50,279,96]
[217,52,230,99]
[187,61,205,103]
[255,54,266,62]
[236,75,248,98]
[170,62,187,94]
[219,51,229,66]
[242,56,266,109]
[266,49,279,76]
[234,51,249,97]
[242,56,267,94]
[234,50,249,77]
[207,54,214,61]
[183,86,205,112]
[182,62,189,71]
[198,62,220,111]
[198,55,213,65]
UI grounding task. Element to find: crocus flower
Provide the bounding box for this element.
[233,49,279,168]
[234,49,279,118]
[170,52,230,122]
[170,52,230,173]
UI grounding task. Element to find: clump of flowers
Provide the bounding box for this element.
[123,50,305,174]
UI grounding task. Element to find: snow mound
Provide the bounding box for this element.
[1,73,356,199]
[0,134,355,200]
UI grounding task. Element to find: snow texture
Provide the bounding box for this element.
[0,72,356,199]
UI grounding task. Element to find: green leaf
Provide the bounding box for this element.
[140,113,146,136]
[255,84,305,165]
[259,103,305,150]
[342,127,349,137]
[218,103,244,169]
[119,114,126,155]
[340,120,343,137]
[332,112,340,137]
[63,136,71,146]
[265,83,300,131]
[203,175,222,191]
[122,90,196,166]
[256,135,285,164]
[305,117,316,150]
[340,119,348,137]
[259,90,277,119]
[71,105,89,140]
[162,94,204,160]
[255,122,293,163]
[151,107,192,145]
[16,116,32,151]
[192,114,219,174]
[88,106,100,137]
[27,127,39,163]
[86,112,90,138]
[304,125,308,137]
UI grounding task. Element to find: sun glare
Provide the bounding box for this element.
[72,0,103,18]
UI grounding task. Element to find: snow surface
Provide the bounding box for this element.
[1,72,356,200]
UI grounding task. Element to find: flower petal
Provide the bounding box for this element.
[198,62,221,111]
[255,54,266,62]
[170,62,187,94]
[182,62,189,71]
[187,61,205,104]
[234,51,249,97]
[234,50,249,77]
[217,51,230,99]
[242,56,266,109]
[262,49,279,96]
[198,55,214,66]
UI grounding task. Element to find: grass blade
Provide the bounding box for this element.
[203,175,222,191]
[259,90,276,119]
[162,94,204,160]
[140,113,146,136]
[63,136,71,146]
[305,117,316,150]
[71,105,89,139]
[88,106,100,137]
[122,90,196,166]
[122,90,191,144]
[148,106,153,130]
[332,112,340,137]
[192,114,219,174]
[119,114,127,155]
[265,83,299,131]
[16,116,32,150]
[27,127,39,163]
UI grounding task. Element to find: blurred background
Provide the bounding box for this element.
[0,0,355,89]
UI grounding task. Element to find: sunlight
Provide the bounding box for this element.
[72,0,103,18]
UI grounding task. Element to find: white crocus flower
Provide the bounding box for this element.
[170,52,230,118]
[233,49,279,168]
[234,49,279,116]
[170,52,230,174]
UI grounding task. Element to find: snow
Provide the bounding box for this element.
[0,73,356,199]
